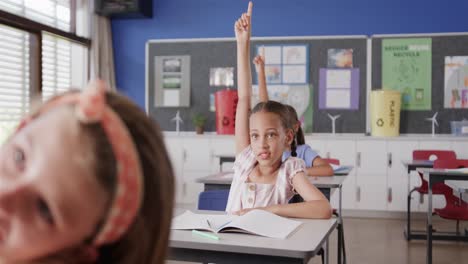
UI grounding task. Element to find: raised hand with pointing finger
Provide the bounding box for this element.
[234,1,253,46]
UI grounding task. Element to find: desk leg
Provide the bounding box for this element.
[427,179,433,264]
[406,168,412,240]
[324,238,329,264]
[338,186,343,264]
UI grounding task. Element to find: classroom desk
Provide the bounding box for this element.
[168,209,338,264]
[402,160,434,240]
[419,168,468,264]
[196,168,352,264]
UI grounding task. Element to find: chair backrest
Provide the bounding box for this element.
[323,158,340,165]
[434,159,468,169]
[413,150,456,161]
[198,189,230,211]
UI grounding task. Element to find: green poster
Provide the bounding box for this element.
[382,38,432,110]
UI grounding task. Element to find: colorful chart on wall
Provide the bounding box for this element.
[252,84,313,132]
[382,38,432,110]
[444,56,468,108]
[255,44,309,85]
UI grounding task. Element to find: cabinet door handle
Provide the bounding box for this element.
[356,186,361,202]
[356,152,361,167]
[388,152,392,168]
[388,187,393,203]
[183,149,187,163]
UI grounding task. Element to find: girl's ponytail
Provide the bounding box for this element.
[291,135,297,157]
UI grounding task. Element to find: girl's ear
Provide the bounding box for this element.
[284,128,294,147]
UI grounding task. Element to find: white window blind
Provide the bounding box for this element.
[0,24,29,142]
[0,0,89,143]
[0,0,71,32]
[42,33,72,101]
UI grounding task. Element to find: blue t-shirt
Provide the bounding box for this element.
[282,144,319,167]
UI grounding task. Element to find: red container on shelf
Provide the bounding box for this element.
[215,89,238,135]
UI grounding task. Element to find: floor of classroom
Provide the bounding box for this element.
[168,214,468,264]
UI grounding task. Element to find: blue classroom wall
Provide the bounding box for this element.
[111,0,468,109]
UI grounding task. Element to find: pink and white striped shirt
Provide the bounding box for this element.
[225,146,306,213]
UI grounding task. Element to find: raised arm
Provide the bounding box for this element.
[235,1,253,155]
[253,50,268,102]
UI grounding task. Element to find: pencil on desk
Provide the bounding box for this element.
[192,230,220,241]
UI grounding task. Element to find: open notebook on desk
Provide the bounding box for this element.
[171,209,302,239]
[331,164,353,173]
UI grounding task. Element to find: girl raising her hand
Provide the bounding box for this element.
[226,2,331,219]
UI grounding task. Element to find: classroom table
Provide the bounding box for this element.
[196,167,352,264]
[168,209,338,264]
[419,168,468,264]
[402,160,434,240]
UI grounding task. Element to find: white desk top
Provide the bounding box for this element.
[170,209,337,259]
[402,160,434,167]
[418,168,468,181]
[196,171,347,188]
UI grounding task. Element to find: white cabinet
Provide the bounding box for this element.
[305,137,326,157]
[163,137,185,203]
[326,140,356,209]
[182,137,212,171]
[418,140,452,151]
[180,137,212,204]
[355,140,387,210]
[451,141,468,159]
[387,140,418,211]
[164,133,468,214]
[210,137,236,172]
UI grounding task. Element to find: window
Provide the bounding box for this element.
[0,24,29,142]
[0,0,90,143]
[0,0,71,32]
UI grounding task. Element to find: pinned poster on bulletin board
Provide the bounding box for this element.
[382,38,432,110]
[444,56,468,108]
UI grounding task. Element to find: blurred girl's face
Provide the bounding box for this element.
[249,111,293,167]
[0,107,109,261]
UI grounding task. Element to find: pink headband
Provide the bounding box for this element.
[16,80,143,247]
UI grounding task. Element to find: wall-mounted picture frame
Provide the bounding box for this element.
[154,55,191,107]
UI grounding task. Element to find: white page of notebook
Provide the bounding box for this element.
[223,209,302,239]
[171,211,235,231]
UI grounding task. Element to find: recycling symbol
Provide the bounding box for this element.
[376,118,384,127]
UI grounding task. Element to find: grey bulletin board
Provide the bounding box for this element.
[372,33,468,134]
[146,36,368,133]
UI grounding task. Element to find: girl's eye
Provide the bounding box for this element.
[251,134,258,140]
[267,133,275,138]
[37,198,54,225]
[13,147,26,171]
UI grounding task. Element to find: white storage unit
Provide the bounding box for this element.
[163,132,468,213]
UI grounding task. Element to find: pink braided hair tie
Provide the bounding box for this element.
[15,80,143,247]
